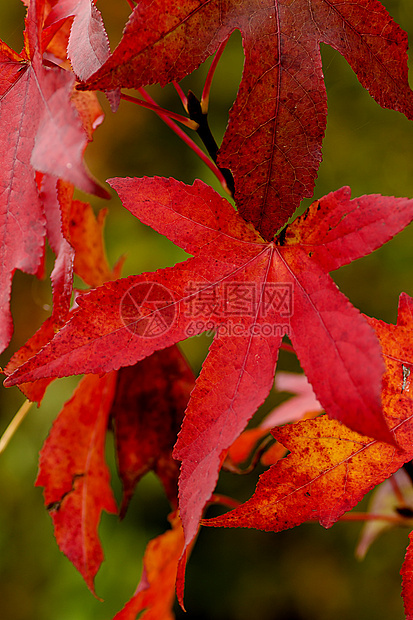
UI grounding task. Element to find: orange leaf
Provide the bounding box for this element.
[113,512,185,620]
[67,199,115,288]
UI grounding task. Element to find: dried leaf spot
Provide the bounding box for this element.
[402,365,411,393]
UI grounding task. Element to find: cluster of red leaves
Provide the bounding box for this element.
[1,0,413,618]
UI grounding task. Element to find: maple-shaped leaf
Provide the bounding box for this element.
[35,372,118,595]
[0,0,107,352]
[113,512,186,620]
[82,0,413,239]
[203,293,413,532]
[5,179,413,553]
[110,346,195,517]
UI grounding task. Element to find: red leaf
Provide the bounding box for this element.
[35,372,118,594]
[0,0,107,351]
[175,331,281,546]
[0,41,24,93]
[0,40,46,352]
[3,316,59,403]
[40,175,75,324]
[30,74,109,195]
[203,293,413,532]
[44,0,120,110]
[110,346,195,517]
[6,178,413,552]
[3,181,117,403]
[202,415,403,531]
[396,291,413,328]
[28,0,107,188]
[82,0,413,238]
[113,512,185,620]
[44,0,110,81]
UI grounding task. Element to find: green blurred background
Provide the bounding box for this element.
[0,0,413,618]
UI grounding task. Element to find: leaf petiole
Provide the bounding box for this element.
[137,88,233,195]
[173,80,188,112]
[223,434,274,475]
[208,494,242,510]
[201,37,230,114]
[334,512,412,525]
[120,92,199,130]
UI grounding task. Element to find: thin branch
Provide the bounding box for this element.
[187,90,235,195]
[125,0,135,10]
[137,88,232,195]
[208,494,242,510]
[201,37,230,114]
[120,93,199,130]
[223,434,274,475]
[0,399,33,455]
[334,512,409,525]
